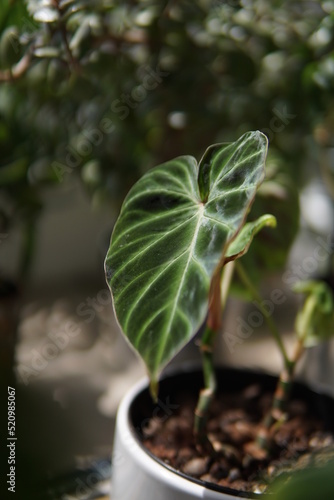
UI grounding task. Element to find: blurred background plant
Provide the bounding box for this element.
[0,0,333,285]
[1,1,334,497]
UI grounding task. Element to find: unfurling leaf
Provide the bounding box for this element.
[225,213,276,262]
[105,131,268,389]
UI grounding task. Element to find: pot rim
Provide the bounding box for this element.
[115,363,334,498]
[115,372,229,498]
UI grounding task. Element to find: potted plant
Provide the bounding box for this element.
[104,131,334,499]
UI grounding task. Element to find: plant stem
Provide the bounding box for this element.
[235,261,290,370]
[54,0,79,71]
[194,262,235,450]
[61,25,78,71]
[234,261,302,451]
[257,338,304,450]
[262,284,333,440]
[194,325,217,450]
[221,261,235,311]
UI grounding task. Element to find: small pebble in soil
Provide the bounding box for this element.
[267,464,277,477]
[223,420,254,444]
[182,457,210,477]
[200,473,214,483]
[149,445,176,461]
[252,483,268,494]
[243,441,268,461]
[309,433,334,449]
[213,442,241,463]
[219,478,248,491]
[228,468,241,482]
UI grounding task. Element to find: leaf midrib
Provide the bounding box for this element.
[153,203,206,374]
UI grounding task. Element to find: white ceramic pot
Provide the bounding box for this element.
[111,366,334,500]
[111,374,237,500]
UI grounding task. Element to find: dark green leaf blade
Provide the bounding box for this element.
[105,131,268,389]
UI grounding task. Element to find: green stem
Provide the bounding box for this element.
[221,261,235,311]
[258,338,304,450]
[194,262,235,449]
[194,325,217,448]
[235,261,290,370]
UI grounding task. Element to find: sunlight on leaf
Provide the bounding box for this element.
[105,131,268,386]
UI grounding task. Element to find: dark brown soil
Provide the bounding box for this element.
[141,383,334,494]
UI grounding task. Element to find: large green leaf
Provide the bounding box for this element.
[105,131,268,389]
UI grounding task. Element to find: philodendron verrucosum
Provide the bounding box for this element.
[105,131,276,396]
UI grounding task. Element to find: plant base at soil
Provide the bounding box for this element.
[141,378,334,494]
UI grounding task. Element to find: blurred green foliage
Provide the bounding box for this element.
[267,457,334,500]
[0,0,333,278]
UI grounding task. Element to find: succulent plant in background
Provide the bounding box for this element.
[1,0,333,283]
[1,0,333,495]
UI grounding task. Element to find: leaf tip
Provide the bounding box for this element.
[266,214,277,228]
[255,129,269,145]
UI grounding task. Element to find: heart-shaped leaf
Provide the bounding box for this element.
[105,131,268,390]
